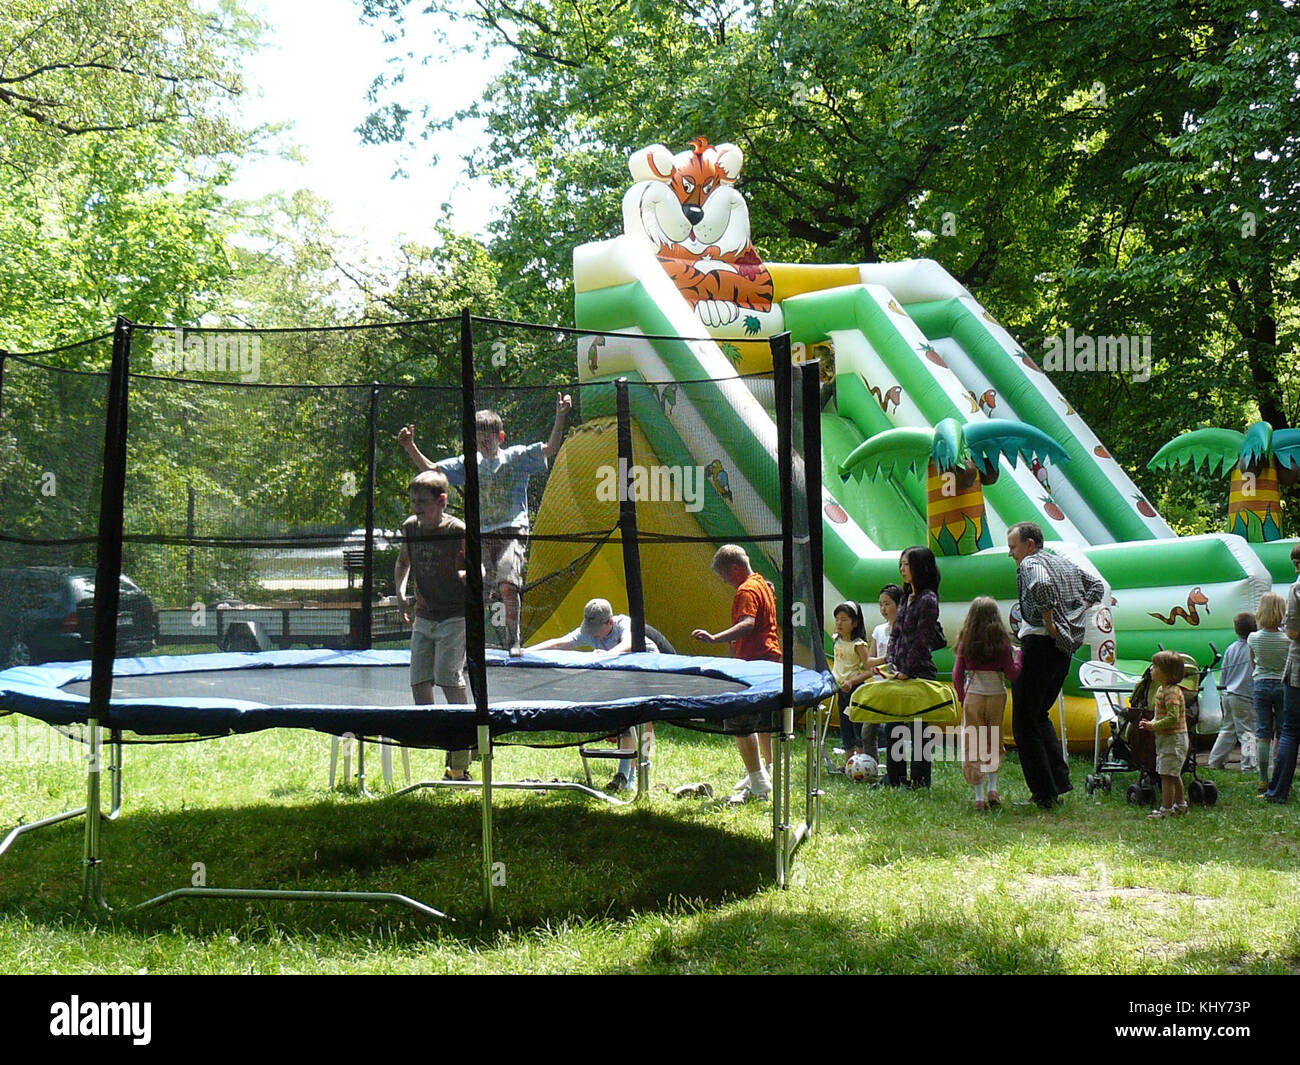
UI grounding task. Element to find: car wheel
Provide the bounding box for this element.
[221,627,258,653]
[2,636,33,669]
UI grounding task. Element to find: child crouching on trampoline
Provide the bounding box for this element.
[952,597,1021,811]
[394,470,474,780]
[399,392,571,656]
[1137,650,1189,819]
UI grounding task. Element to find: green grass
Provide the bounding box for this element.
[1,714,1298,973]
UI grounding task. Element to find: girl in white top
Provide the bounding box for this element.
[832,601,872,768]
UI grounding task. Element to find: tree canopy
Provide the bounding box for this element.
[0,0,262,351]
[360,0,1300,525]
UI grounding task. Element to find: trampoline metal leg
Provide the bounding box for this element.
[107,733,123,821]
[132,886,451,921]
[0,730,122,862]
[634,722,649,802]
[479,724,494,917]
[0,807,87,858]
[774,706,792,889]
[82,719,108,913]
[807,705,821,836]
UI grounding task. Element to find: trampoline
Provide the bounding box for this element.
[1,315,832,923]
[0,648,833,919]
[2,648,828,744]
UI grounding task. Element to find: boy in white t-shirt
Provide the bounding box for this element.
[400,393,570,655]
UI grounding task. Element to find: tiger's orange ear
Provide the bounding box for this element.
[629,144,675,184]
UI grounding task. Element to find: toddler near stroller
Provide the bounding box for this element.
[1097,648,1220,810]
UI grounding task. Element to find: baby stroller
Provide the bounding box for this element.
[1084,645,1221,808]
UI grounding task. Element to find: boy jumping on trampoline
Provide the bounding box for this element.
[395,470,473,780]
[691,544,781,804]
[399,393,571,656]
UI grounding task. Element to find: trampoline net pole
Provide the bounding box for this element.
[460,310,492,917]
[800,359,826,836]
[83,315,132,913]
[615,378,646,654]
[773,332,797,887]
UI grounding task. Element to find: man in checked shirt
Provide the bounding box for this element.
[1006,521,1105,810]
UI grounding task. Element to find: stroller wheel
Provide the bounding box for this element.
[1187,778,1205,805]
[1086,774,1098,795]
[1102,775,1112,792]
[1201,781,1218,807]
[1126,784,1141,806]
[1138,783,1158,807]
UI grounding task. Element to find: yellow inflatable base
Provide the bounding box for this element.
[827,690,1105,755]
[525,418,735,653]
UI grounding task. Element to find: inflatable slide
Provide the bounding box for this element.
[529,139,1289,745]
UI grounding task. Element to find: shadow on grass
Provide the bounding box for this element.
[0,788,770,941]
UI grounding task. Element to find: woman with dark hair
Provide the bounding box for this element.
[884,546,945,788]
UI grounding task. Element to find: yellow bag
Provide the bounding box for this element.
[847,677,959,725]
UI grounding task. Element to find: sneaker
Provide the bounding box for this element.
[443,768,472,782]
[1172,802,1189,816]
[728,777,772,805]
[1147,807,1173,820]
[973,800,987,812]
[605,772,631,793]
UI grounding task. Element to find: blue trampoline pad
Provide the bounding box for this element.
[0,648,835,748]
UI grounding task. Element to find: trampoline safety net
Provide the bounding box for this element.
[0,316,828,741]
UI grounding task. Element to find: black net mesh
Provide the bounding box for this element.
[0,318,826,737]
[0,340,115,665]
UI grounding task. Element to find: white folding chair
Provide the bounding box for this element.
[1078,660,1144,773]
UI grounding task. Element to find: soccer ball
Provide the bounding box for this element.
[846,753,879,783]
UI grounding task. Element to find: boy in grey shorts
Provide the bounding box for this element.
[395,470,473,779]
[399,393,571,656]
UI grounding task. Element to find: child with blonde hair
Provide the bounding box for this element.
[952,597,1021,810]
[1249,593,1290,791]
[1138,650,1189,819]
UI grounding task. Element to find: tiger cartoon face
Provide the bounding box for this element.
[622,137,774,330]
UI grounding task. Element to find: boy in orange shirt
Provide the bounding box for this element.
[692,544,781,803]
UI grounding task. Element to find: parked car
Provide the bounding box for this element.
[0,567,157,668]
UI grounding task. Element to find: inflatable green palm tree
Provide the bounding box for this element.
[1149,421,1300,541]
[839,418,1069,556]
